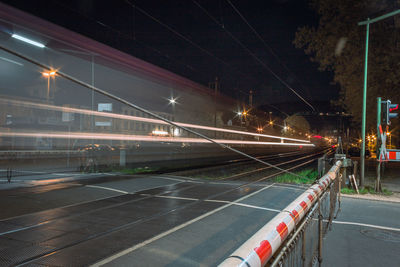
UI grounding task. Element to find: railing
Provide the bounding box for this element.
[219,160,343,267]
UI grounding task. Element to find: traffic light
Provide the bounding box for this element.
[382,100,399,125]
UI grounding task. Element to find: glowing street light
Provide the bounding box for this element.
[42,71,56,77]
[168,98,176,104]
[42,69,57,101]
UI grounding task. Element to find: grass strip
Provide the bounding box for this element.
[272,168,318,184]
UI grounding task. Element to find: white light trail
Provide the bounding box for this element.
[0,131,314,147]
[1,98,310,143]
[0,56,24,66]
[11,34,45,48]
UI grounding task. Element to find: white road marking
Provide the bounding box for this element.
[209,181,243,185]
[0,192,125,223]
[86,185,129,194]
[134,181,184,192]
[148,194,199,201]
[144,193,281,213]
[272,184,307,191]
[205,200,281,213]
[156,176,203,183]
[90,183,276,267]
[332,220,400,232]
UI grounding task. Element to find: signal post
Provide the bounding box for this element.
[376,97,399,192]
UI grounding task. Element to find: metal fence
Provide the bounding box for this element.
[269,171,341,267]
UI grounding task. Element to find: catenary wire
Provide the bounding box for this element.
[0,45,313,179]
[225,0,315,104]
[192,0,315,111]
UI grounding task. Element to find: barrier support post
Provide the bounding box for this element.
[318,196,323,267]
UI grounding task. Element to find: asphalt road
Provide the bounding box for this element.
[0,174,307,266]
[323,197,400,267]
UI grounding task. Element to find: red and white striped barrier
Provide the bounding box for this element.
[219,161,342,267]
[386,149,400,161]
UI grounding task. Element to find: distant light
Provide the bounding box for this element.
[0,131,315,147]
[313,135,322,139]
[269,121,273,125]
[387,132,391,136]
[173,127,180,136]
[152,130,169,136]
[257,127,263,132]
[284,126,288,130]
[389,104,398,112]
[237,112,242,116]
[2,98,311,143]
[169,98,176,104]
[11,34,45,48]
[243,111,248,115]
[42,70,57,77]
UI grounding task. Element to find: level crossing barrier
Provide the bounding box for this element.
[219,160,343,267]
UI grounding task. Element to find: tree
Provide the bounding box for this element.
[294,0,400,133]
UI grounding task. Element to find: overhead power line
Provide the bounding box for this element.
[225,0,315,108]
[52,0,202,77]
[193,0,315,111]
[124,0,255,83]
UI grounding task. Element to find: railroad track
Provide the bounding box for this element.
[0,149,332,266]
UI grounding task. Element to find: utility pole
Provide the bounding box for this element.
[358,9,400,188]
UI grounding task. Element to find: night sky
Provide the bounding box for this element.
[1,0,339,113]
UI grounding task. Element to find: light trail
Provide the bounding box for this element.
[0,44,313,179]
[1,98,310,143]
[0,131,314,146]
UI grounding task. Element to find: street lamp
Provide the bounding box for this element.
[169,98,176,104]
[358,9,400,187]
[168,97,177,136]
[42,70,57,101]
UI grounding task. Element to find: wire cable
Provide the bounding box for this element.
[124,0,254,82]
[192,0,315,111]
[51,0,202,78]
[225,0,315,104]
[0,45,313,179]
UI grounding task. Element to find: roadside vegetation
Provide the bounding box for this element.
[113,166,158,175]
[273,168,318,184]
[341,186,393,196]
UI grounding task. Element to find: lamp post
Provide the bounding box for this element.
[42,70,56,101]
[358,9,400,187]
[168,97,176,136]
